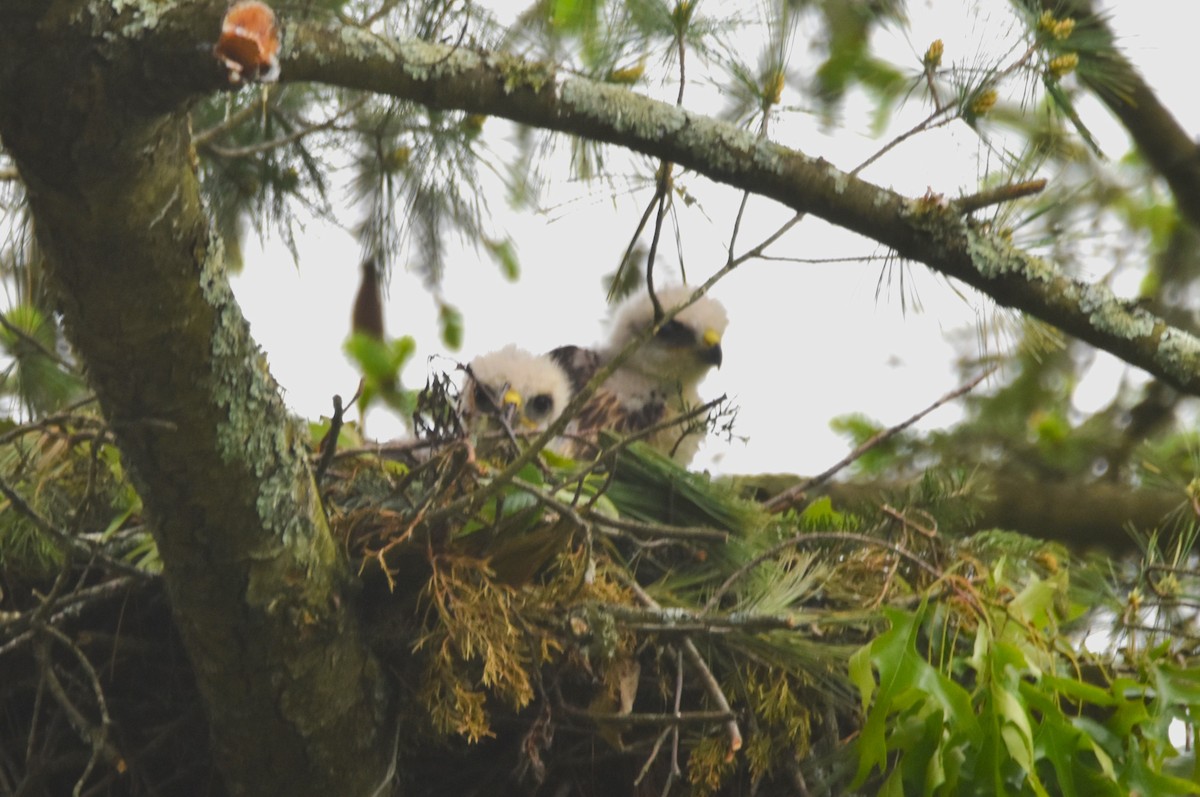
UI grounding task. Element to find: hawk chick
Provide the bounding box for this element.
[463,345,572,440]
[551,284,727,465]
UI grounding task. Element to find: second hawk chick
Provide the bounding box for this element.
[550,284,727,466]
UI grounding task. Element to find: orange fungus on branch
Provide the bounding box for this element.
[214,1,280,84]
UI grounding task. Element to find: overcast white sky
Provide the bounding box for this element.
[230,0,1193,475]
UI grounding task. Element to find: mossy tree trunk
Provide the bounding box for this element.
[0,3,394,794]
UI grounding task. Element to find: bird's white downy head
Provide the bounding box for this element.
[465,344,573,430]
[605,284,728,389]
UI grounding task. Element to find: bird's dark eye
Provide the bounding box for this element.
[473,384,496,409]
[655,319,694,345]
[527,394,554,418]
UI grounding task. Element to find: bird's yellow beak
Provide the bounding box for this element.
[701,328,723,367]
[501,388,537,428]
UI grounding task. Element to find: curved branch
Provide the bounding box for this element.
[1047,0,1200,231]
[281,25,1200,396]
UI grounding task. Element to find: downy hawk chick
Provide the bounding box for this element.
[549,284,727,466]
[463,345,573,457]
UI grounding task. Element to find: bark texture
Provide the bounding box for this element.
[0,3,393,794]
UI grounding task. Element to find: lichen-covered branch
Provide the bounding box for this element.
[826,473,1182,552]
[281,23,1200,395]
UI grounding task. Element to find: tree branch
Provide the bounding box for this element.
[765,366,997,512]
[1044,0,1200,232]
[281,25,1200,396]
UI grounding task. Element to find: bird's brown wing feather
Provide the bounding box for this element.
[548,345,603,394]
[563,389,667,458]
[550,345,680,458]
[574,389,623,434]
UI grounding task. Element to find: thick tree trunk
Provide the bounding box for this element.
[0,4,394,794]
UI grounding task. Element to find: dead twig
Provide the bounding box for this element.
[953,179,1047,215]
[617,574,743,759]
[590,514,727,544]
[33,627,124,795]
[315,394,347,482]
[597,603,797,633]
[765,366,996,513]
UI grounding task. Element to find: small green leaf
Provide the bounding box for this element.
[1154,663,1200,708]
[484,237,520,281]
[1108,678,1152,738]
[391,335,417,367]
[1038,673,1116,708]
[851,608,978,789]
[542,448,576,469]
[1007,571,1067,631]
[344,333,398,383]
[439,304,464,351]
[849,644,876,708]
[551,0,599,32]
